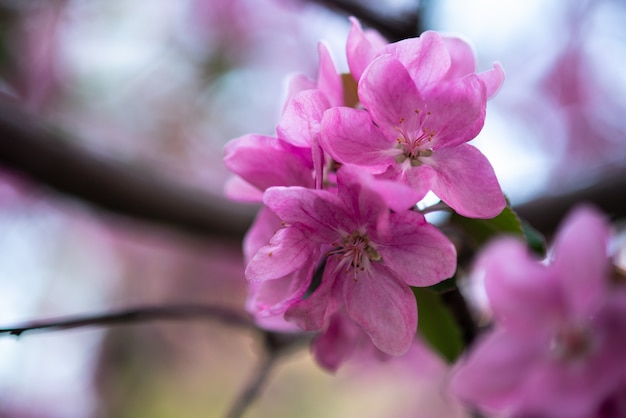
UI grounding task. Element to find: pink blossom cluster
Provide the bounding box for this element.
[224,18,505,370]
[452,206,626,418]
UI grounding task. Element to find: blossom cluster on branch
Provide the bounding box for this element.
[223,17,626,417]
[224,17,505,368]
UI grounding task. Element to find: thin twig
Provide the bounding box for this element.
[225,349,279,418]
[0,304,258,336]
[225,332,309,418]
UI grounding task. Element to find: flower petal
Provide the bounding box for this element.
[223,175,264,202]
[224,134,313,190]
[277,89,330,148]
[479,62,505,99]
[551,206,611,317]
[376,210,457,287]
[423,74,486,149]
[346,17,385,82]
[343,262,417,356]
[317,42,343,107]
[336,165,390,230]
[246,225,319,282]
[342,165,423,213]
[385,31,451,89]
[441,35,476,80]
[243,206,282,263]
[477,237,563,333]
[246,254,317,319]
[311,310,363,372]
[451,329,542,413]
[423,143,505,218]
[285,259,343,331]
[359,55,425,140]
[263,186,349,240]
[321,107,396,170]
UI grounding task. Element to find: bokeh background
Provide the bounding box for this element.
[1,0,625,416]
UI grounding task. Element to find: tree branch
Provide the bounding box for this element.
[0,98,257,241]
[304,0,422,41]
[515,169,626,235]
[0,304,259,336]
[2,96,626,243]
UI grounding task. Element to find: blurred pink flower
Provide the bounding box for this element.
[451,206,626,418]
[338,335,471,418]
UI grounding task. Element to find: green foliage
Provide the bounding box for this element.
[450,204,524,248]
[449,203,546,255]
[412,287,463,363]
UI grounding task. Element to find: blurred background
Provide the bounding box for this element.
[0,0,625,416]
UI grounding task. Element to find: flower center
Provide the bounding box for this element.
[393,111,435,166]
[326,231,381,281]
[549,324,593,361]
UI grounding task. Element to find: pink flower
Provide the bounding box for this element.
[450,206,626,418]
[322,50,505,218]
[246,165,456,355]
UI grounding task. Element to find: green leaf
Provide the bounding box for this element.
[450,204,524,248]
[412,287,463,362]
[520,219,547,256]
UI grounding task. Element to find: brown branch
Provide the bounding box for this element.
[304,0,423,41]
[514,168,626,235]
[0,97,256,241]
[0,304,259,336]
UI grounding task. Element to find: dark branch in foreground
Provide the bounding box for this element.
[305,0,422,41]
[0,304,259,336]
[0,98,257,241]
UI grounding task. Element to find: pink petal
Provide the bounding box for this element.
[442,35,476,80]
[343,262,417,356]
[317,42,343,107]
[223,134,314,190]
[245,226,318,282]
[263,186,348,241]
[335,165,390,229]
[376,210,457,287]
[243,206,282,263]
[346,16,385,82]
[277,89,330,148]
[385,163,437,204]
[341,165,423,213]
[285,260,343,331]
[311,310,363,372]
[223,175,263,202]
[321,107,396,170]
[424,144,505,218]
[246,256,316,319]
[551,206,611,317]
[477,237,563,333]
[284,73,315,106]
[423,74,486,149]
[359,55,425,140]
[450,329,543,413]
[385,31,451,90]
[479,62,505,99]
